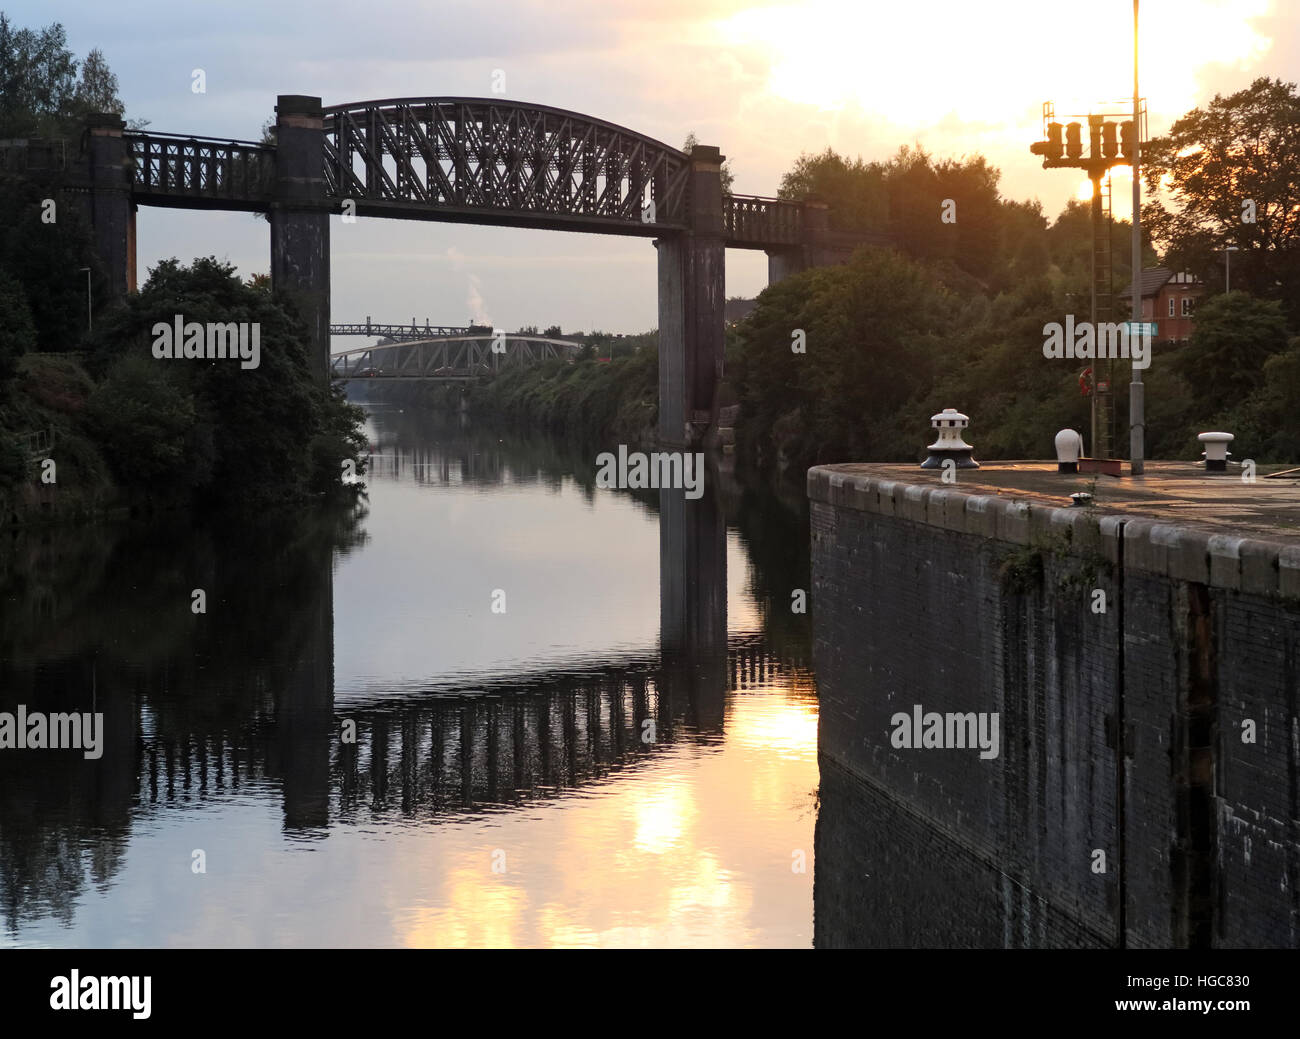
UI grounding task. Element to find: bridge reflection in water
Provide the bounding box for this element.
[130,637,786,832]
[0,416,818,945]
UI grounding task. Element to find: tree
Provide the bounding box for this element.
[0,171,94,352]
[70,48,122,119]
[0,16,138,136]
[730,246,956,472]
[1171,292,1289,417]
[1141,78,1300,327]
[0,267,35,381]
[778,148,888,232]
[87,354,198,488]
[0,17,77,136]
[88,257,366,507]
[777,145,1013,284]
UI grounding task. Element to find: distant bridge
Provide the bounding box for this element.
[331,319,475,340]
[331,332,583,381]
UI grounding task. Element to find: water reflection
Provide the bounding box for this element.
[0,409,819,947]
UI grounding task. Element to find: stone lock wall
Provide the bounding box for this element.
[809,465,1300,948]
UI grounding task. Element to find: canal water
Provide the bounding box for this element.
[0,404,820,947]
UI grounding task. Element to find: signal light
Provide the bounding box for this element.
[1101,122,1118,158]
[1119,120,1136,158]
[1102,122,1118,158]
[1065,122,1083,159]
[1030,122,1063,161]
[1046,121,1062,159]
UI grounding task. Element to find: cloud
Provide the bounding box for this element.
[40,0,1296,333]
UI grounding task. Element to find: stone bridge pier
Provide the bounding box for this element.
[271,95,331,381]
[656,145,725,448]
[764,197,880,283]
[84,113,135,300]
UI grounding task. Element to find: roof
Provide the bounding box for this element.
[1118,267,1205,299]
[1119,267,1174,300]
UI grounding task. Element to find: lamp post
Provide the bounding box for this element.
[79,266,92,332]
[1222,245,1239,293]
[1129,0,1145,475]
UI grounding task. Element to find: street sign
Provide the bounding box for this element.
[1125,321,1158,337]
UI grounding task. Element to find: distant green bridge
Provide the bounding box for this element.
[330,331,584,381]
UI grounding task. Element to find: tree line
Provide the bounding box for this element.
[0,14,365,520]
[733,76,1300,477]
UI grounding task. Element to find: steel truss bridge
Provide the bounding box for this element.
[121,98,805,248]
[36,93,882,444]
[330,333,583,381]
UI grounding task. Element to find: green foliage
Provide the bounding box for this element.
[1117,294,1295,460]
[1171,292,1288,414]
[16,350,94,416]
[84,257,366,509]
[308,386,369,496]
[779,148,889,232]
[777,145,1157,301]
[0,431,22,491]
[87,354,198,489]
[0,172,96,353]
[70,48,123,120]
[998,541,1045,594]
[0,14,77,137]
[731,246,958,471]
[732,90,1300,479]
[998,531,1110,596]
[1239,340,1300,460]
[0,15,131,137]
[467,349,658,445]
[0,266,35,379]
[1141,77,1300,328]
[778,146,1016,287]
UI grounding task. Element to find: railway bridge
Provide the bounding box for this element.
[39,96,887,444]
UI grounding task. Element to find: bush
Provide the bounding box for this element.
[87,354,198,489]
[0,267,36,381]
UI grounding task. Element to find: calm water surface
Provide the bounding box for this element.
[0,406,818,947]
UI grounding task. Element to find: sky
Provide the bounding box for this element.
[12,0,1295,338]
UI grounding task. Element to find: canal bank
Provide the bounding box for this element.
[809,461,1300,948]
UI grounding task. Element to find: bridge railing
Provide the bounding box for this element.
[15,429,53,462]
[0,138,68,173]
[331,322,472,339]
[126,132,276,202]
[723,193,804,247]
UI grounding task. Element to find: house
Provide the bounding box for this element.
[1118,268,1205,343]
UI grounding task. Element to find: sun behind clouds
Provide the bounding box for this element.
[716,0,1271,129]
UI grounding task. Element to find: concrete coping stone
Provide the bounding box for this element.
[809,464,1297,597]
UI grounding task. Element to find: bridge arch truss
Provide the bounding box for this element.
[330,334,584,380]
[321,97,692,235]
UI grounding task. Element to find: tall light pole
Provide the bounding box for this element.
[1129,0,1145,475]
[1222,245,1239,292]
[79,267,92,332]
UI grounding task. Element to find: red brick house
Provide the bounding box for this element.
[1119,268,1205,342]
